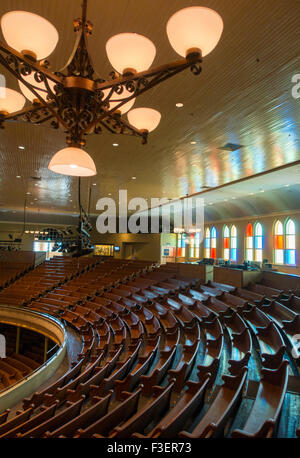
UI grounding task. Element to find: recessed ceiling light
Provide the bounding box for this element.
[34,198,38,201]
[190,141,196,145]
[18,146,25,150]
[113,143,119,147]
[108,193,112,196]
[92,183,97,186]
[16,175,21,178]
[132,176,136,180]
[34,183,38,186]
[176,103,184,108]
[69,199,73,202]
[26,192,30,195]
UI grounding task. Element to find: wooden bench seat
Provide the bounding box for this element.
[114,336,160,400]
[44,392,112,438]
[74,386,143,438]
[248,283,284,300]
[42,353,104,407]
[134,376,211,438]
[0,407,34,436]
[19,397,85,437]
[202,296,231,316]
[218,291,249,311]
[140,329,179,397]
[0,410,9,425]
[198,318,224,384]
[177,294,216,323]
[207,281,236,293]
[234,288,266,305]
[147,302,178,333]
[168,323,201,391]
[90,342,141,399]
[164,297,197,328]
[232,360,289,438]
[0,403,58,438]
[179,367,248,438]
[224,313,252,374]
[109,381,175,438]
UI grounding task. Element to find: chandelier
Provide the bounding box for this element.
[0,1,223,177]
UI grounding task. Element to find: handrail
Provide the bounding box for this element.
[0,305,67,396]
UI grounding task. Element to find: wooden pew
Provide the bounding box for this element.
[139,328,179,396]
[234,288,266,305]
[0,403,58,438]
[179,367,248,438]
[197,318,224,385]
[231,360,289,438]
[108,381,175,438]
[44,392,112,438]
[114,337,160,400]
[168,323,201,391]
[133,376,211,438]
[0,410,9,425]
[74,386,143,438]
[0,407,34,436]
[89,342,141,399]
[18,396,85,437]
[223,312,252,374]
[163,297,197,328]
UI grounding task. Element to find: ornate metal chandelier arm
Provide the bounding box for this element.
[2,102,55,121]
[98,114,147,143]
[95,55,201,91]
[82,55,201,136]
[0,40,62,84]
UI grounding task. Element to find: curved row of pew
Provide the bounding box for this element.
[0,258,299,438]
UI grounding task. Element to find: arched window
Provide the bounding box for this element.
[274,220,284,264]
[205,227,211,258]
[189,233,195,258]
[195,232,201,258]
[254,223,263,262]
[211,227,217,259]
[181,233,186,257]
[230,225,237,261]
[285,219,296,265]
[223,225,230,260]
[245,223,253,261]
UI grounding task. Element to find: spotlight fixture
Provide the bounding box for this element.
[0,2,223,177]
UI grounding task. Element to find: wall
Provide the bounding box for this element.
[91,232,161,262]
[204,211,300,276]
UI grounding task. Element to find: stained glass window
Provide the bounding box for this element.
[223,225,230,260]
[245,223,253,261]
[230,225,237,261]
[190,233,195,257]
[274,220,284,264]
[195,232,201,258]
[205,227,211,258]
[181,233,186,257]
[211,227,217,259]
[254,222,263,262]
[285,219,296,265]
[177,233,182,257]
